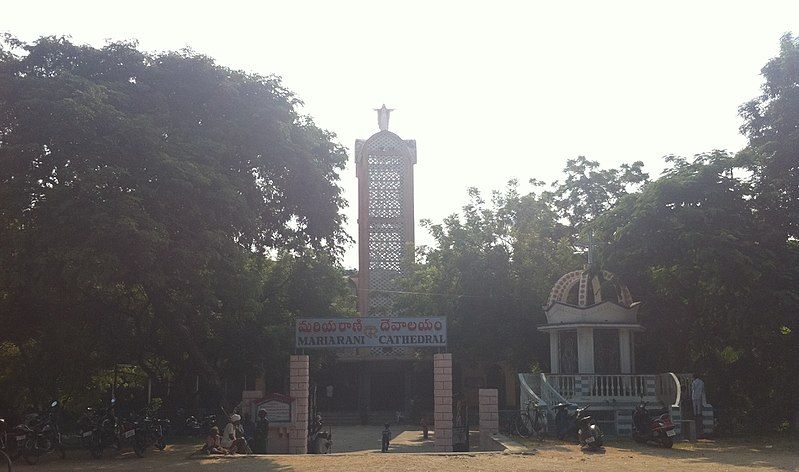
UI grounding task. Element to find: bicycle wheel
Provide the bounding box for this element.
[530,411,544,441]
[0,449,10,472]
[514,414,533,438]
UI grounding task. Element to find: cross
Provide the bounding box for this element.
[574,230,600,270]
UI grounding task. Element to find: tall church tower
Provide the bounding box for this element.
[355,105,417,317]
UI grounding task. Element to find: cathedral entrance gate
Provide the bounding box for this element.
[293,317,452,453]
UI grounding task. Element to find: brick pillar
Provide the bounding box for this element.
[434,353,453,452]
[288,355,309,454]
[478,389,499,446]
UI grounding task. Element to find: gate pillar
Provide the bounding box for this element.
[434,353,453,452]
[478,388,499,447]
[288,355,309,454]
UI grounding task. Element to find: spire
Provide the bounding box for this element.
[587,230,596,269]
[375,104,394,131]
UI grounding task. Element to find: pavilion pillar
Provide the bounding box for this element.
[619,328,632,374]
[577,327,595,374]
[549,331,560,374]
[288,355,309,454]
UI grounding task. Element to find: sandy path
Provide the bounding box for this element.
[22,436,799,471]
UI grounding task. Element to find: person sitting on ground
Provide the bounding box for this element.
[221,414,249,454]
[203,426,226,455]
[381,423,391,453]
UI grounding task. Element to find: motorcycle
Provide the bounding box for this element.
[184,414,216,438]
[115,412,150,458]
[87,400,116,458]
[137,415,169,453]
[575,406,604,450]
[552,403,604,450]
[553,402,575,440]
[21,401,65,465]
[632,400,676,448]
[4,413,40,461]
[87,398,144,459]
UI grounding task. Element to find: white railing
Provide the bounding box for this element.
[517,373,546,409]
[656,372,682,407]
[537,373,571,407]
[546,374,656,400]
[547,374,576,399]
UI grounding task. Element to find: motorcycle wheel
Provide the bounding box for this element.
[8,440,21,460]
[90,433,103,459]
[22,440,40,465]
[661,436,673,449]
[593,436,604,449]
[1,450,10,472]
[555,413,569,440]
[133,437,147,458]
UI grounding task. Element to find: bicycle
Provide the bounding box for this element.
[513,400,546,441]
[0,450,9,472]
[0,419,12,472]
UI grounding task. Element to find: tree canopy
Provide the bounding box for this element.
[0,36,351,412]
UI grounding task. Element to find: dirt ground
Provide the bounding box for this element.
[21,431,799,472]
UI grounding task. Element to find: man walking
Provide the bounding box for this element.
[691,373,705,437]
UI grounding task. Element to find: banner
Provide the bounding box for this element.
[295,317,447,348]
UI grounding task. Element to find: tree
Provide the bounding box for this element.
[546,156,648,233]
[594,151,799,433]
[739,33,799,239]
[397,182,579,370]
[0,36,348,410]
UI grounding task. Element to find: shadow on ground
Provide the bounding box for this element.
[612,437,799,470]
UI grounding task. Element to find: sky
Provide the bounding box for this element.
[4,1,799,268]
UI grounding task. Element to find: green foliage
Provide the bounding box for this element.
[740,33,799,239]
[397,181,580,368]
[545,156,648,233]
[594,152,799,434]
[0,36,350,412]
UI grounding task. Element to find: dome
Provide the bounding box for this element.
[547,268,634,309]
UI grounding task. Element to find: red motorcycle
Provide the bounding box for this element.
[632,400,676,448]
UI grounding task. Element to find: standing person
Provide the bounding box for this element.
[253,409,270,454]
[381,423,391,453]
[221,414,248,454]
[691,373,706,437]
[420,418,429,440]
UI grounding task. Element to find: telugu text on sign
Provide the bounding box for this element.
[295,317,447,348]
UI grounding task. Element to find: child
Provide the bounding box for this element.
[203,426,226,455]
[381,423,391,453]
[421,418,429,440]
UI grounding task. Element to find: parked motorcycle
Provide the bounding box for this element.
[21,401,65,465]
[0,419,10,472]
[553,402,575,440]
[77,407,100,453]
[632,400,676,448]
[553,403,603,450]
[4,413,40,461]
[137,415,169,453]
[575,406,603,450]
[184,414,216,438]
[86,399,127,459]
[115,412,150,458]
